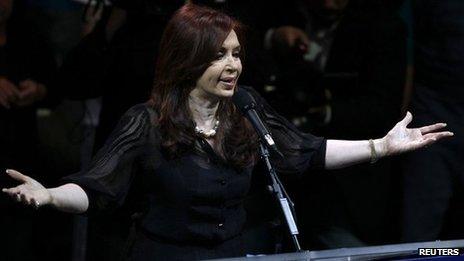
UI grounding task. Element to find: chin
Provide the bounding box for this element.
[220,88,236,98]
[212,86,235,99]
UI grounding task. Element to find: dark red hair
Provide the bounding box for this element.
[150,4,258,169]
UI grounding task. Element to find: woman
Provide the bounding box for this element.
[2,4,452,260]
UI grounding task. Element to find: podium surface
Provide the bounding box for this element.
[212,239,464,260]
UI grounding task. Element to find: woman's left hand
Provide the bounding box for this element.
[383,112,453,156]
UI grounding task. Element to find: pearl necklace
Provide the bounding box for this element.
[195,120,220,138]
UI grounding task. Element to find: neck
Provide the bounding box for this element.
[188,89,220,130]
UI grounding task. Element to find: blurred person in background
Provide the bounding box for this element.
[0,0,56,259]
[260,0,407,248]
[58,0,185,259]
[401,0,464,243]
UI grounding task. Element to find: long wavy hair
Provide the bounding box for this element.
[150,4,258,169]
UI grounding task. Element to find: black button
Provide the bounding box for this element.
[220,180,226,185]
[218,223,224,228]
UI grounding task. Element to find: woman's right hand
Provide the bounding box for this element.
[2,169,52,209]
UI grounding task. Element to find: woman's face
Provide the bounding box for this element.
[194,30,242,99]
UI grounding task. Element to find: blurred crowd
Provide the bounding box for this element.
[1,0,464,260]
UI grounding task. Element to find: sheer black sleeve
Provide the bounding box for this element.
[61,104,154,214]
[241,85,327,174]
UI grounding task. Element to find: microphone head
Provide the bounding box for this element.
[232,87,256,113]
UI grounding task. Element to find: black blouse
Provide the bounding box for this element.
[62,86,326,248]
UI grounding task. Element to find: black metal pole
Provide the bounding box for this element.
[259,143,302,252]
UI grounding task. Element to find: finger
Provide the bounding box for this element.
[20,193,30,205]
[399,111,413,127]
[2,186,21,195]
[2,188,14,196]
[25,195,33,205]
[5,169,30,183]
[2,187,16,195]
[20,193,30,204]
[20,193,28,204]
[32,199,40,210]
[419,123,447,134]
[15,193,21,202]
[414,132,453,150]
[423,131,454,141]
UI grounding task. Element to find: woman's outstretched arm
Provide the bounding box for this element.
[2,169,89,214]
[325,112,453,170]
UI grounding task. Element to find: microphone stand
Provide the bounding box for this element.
[259,143,302,252]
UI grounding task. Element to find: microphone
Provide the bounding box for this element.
[232,88,283,158]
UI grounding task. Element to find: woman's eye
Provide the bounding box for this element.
[216,52,224,59]
[233,52,240,57]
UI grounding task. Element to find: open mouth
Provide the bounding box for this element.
[219,77,236,88]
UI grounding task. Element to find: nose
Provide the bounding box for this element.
[225,55,239,72]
